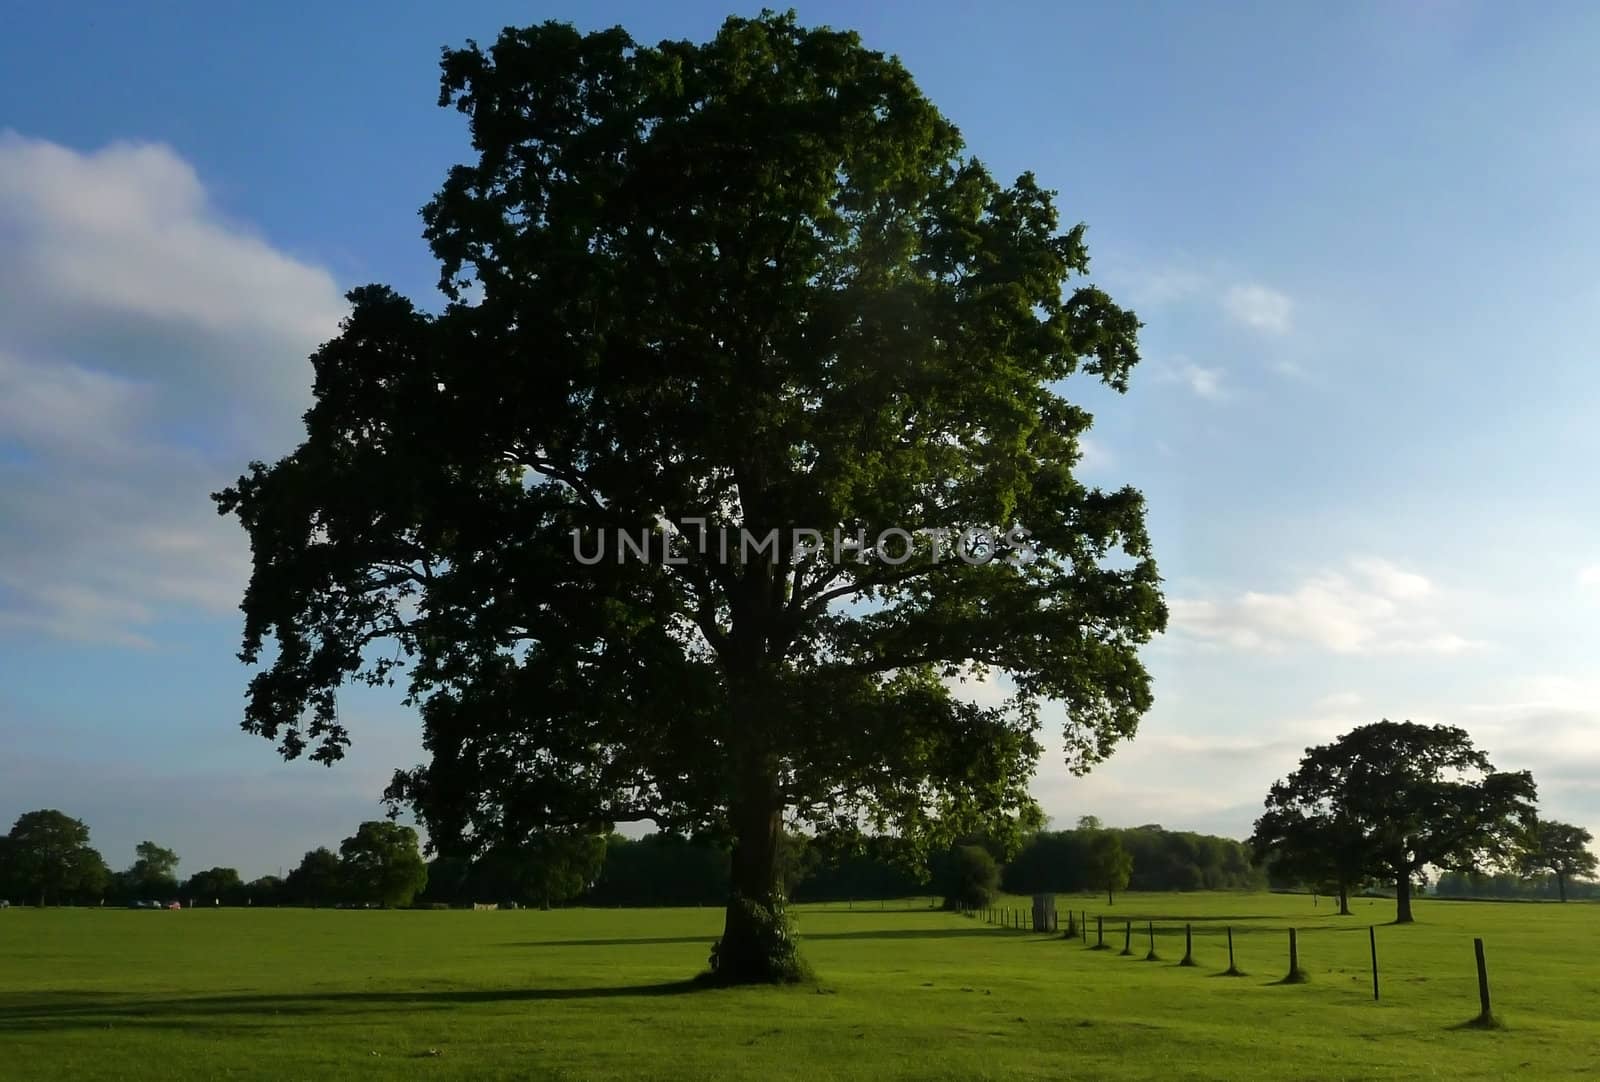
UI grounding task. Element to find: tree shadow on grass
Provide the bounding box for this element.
[0,981,706,1035]
[512,928,997,948]
[1095,914,1281,925]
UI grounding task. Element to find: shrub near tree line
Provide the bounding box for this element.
[939,845,1001,910]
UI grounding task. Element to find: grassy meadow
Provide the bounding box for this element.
[1,891,1596,1080]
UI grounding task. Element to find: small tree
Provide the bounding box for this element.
[1087,831,1132,905]
[245,875,285,906]
[126,841,181,899]
[4,810,109,906]
[340,821,428,908]
[940,845,1000,910]
[285,847,344,907]
[467,830,608,909]
[1251,787,1368,915]
[182,867,244,904]
[0,835,14,902]
[1521,819,1597,903]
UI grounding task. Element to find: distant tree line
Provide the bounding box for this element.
[0,811,426,909]
[1001,817,1262,899]
[0,807,1259,911]
[1431,870,1600,901]
[9,778,1590,914]
[423,822,1261,910]
[1433,864,1593,902]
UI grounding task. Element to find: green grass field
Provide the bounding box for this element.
[2,892,1596,1080]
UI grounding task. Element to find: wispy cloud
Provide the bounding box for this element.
[1153,358,1229,400]
[1076,434,1114,473]
[1113,264,1209,307]
[1169,557,1483,655]
[1224,283,1293,333]
[0,134,345,646]
[1107,259,1294,338]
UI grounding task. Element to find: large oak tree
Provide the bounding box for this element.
[216,12,1165,981]
[1252,720,1536,923]
[1520,819,1597,902]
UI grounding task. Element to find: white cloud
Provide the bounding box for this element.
[1169,558,1483,655]
[1076,434,1113,473]
[1114,264,1208,307]
[1578,564,1600,589]
[1030,713,1357,837]
[1351,557,1431,601]
[1153,358,1228,400]
[1179,362,1226,400]
[1224,283,1293,333]
[0,134,346,646]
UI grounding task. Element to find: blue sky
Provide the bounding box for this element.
[3,1,1599,880]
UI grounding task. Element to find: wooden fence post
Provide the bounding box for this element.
[1093,914,1107,950]
[1470,937,1496,1027]
[1369,926,1379,1002]
[1223,925,1243,976]
[1120,919,1134,956]
[1180,922,1197,967]
[1144,920,1160,961]
[1281,928,1308,983]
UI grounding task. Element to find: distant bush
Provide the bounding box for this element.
[940,845,1000,910]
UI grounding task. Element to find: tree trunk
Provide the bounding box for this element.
[1394,873,1413,923]
[1556,872,1567,903]
[1107,888,1113,905]
[1338,882,1351,916]
[712,774,804,983]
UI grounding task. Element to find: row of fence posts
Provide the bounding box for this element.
[954,897,1498,1025]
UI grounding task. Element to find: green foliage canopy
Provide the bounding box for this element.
[1087,830,1132,904]
[339,821,428,908]
[1519,819,1598,902]
[1253,720,1537,923]
[214,11,1164,980]
[3,809,109,906]
[940,844,1000,910]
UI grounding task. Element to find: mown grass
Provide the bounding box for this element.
[1,892,1596,1080]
